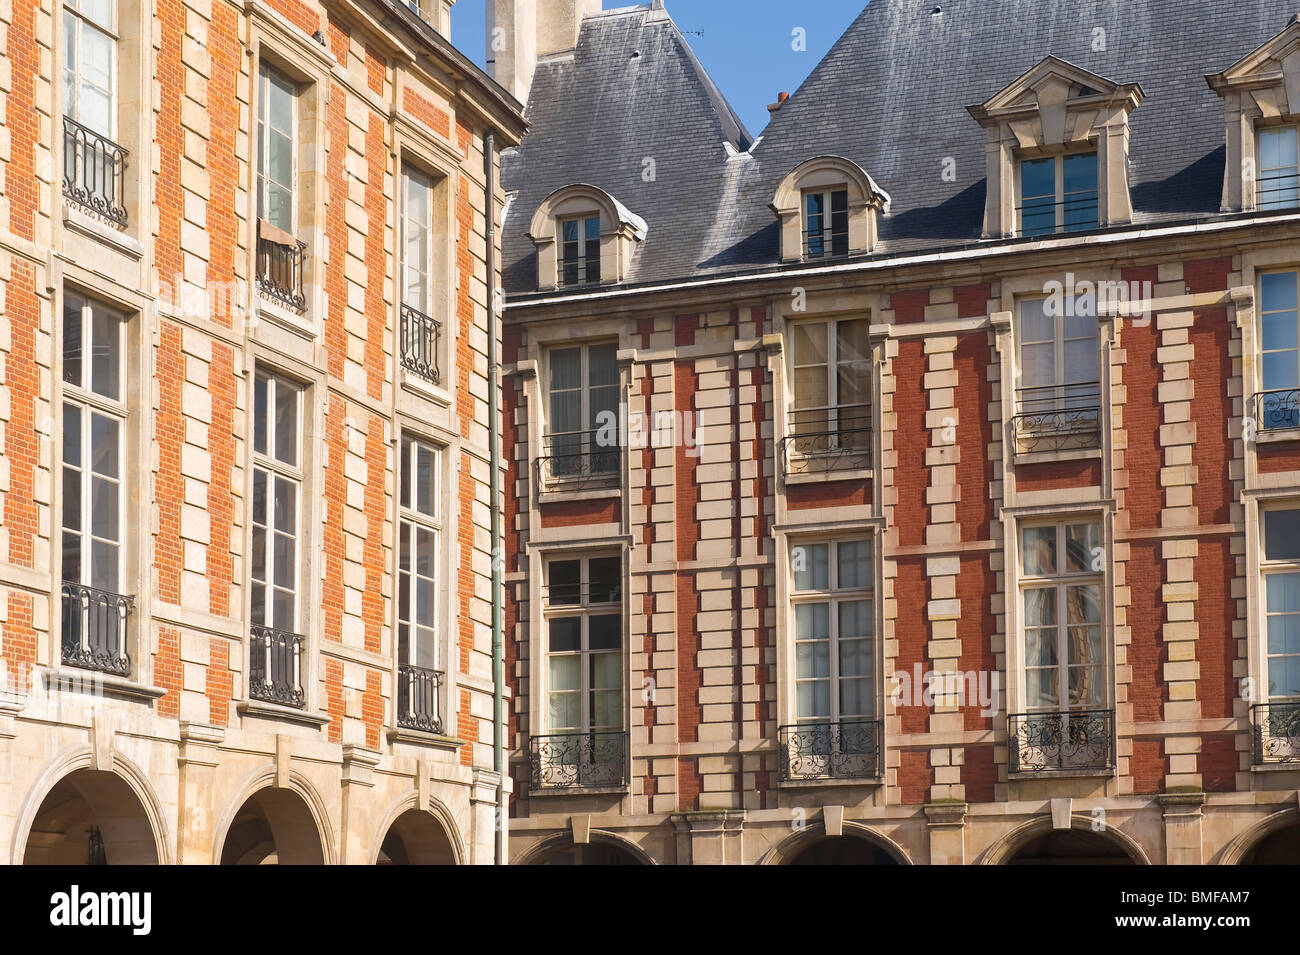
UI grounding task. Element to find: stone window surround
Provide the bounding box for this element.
[527,184,648,290]
[50,274,151,685]
[993,270,1120,472]
[523,539,632,761]
[771,519,885,779]
[247,9,335,335]
[1237,251,1300,445]
[392,127,461,402]
[516,317,636,504]
[766,303,885,492]
[968,56,1143,239]
[770,156,890,263]
[388,423,456,739]
[240,348,328,720]
[53,0,151,242]
[1206,19,1300,214]
[1244,495,1300,747]
[999,501,1117,727]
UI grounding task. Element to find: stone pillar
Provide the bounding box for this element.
[925,802,967,865]
[176,721,224,864]
[1159,791,1206,864]
[471,767,506,865]
[339,744,380,865]
[671,810,745,864]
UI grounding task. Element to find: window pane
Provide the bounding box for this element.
[1262,351,1300,391]
[838,599,872,640]
[1026,667,1058,709]
[254,374,269,455]
[1063,337,1098,386]
[549,347,581,394]
[1267,572,1300,614]
[1266,611,1299,655]
[1265,510,1300,561]
[1062,152,1099,231]
[794,602,829,642]
[588,557,621,603]
[589,614,621,650]
[90,539,117,593]
[1065,523,1101,573]
[1023,587,1057,627]
[251,468,267,527]
[415,443,436,517]
[792,321,829,367]
[1021,526,1057,575]
[274,380,297,466]
[1262,310,1299,353]
[1267,656,1300,699]
[273,476,295,533]
[548,560,581,605]
[90,475,118,543]
[63,295,83,387]
[792,543,829,591]
[1025,628,1057,667]
[548,616,580,653]
[1261,272,1299,313]
[836,540,871,590]
[63,403,82,467]
[273,532,294,588]
[89,412,118,479]
[1019,157,1055,236]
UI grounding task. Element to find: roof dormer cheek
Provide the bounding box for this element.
[968,56,1143,240]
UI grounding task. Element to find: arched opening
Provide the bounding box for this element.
[376,809,457,865]
[220,788,325,865]
[537,842,644,865]
[787,836,900,865]
[23,769,158,865]
[1007,829,1136,865]
[1241,823,1300,864]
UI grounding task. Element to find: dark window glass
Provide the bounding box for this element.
[549,616,581,652]
[1265,509,1300,561]
[549,560,581,605]
[589,557,621,604]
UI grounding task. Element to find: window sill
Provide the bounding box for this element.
[399,366,451,405]
[256,296,314,340]
[42,667,167,704]
[237,700,331,728]
[782,465,875,486]
[1007,767,1114,780]
[777,775,883,790]
[1255,428,1300,444]
[62,203,142,259]
[536,483,622,505]
[1014,446,1103,466]
[1250,761,1300,773]
[527,784,629,798]
[386,726,465,750]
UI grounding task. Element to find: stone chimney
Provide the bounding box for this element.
[487,0,604,104]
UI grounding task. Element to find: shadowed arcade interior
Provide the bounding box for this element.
[376,808,457,865]
[23,769,158,865]
[220,788,325,865]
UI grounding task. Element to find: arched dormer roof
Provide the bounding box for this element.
[770,156,890,262]
[527,184,647,288]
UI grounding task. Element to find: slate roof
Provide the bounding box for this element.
[501,0,1300,296]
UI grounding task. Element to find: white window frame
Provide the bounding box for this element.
[1258,269,1300,403]
[400,163,435,316]
[1257,125,1300,211]
[397,434,441,671]
[542,553,624,735]
[1016,150,1099,236]
[1261,505,1300,702]
[256,61,298,236]
[250,370,304,636]
[557,213,600,288]
[1017,520,1106,713]
[1015,295,1101,417]
[788,317,872,445]
[63,0,119,139]
[788,537,876,724]
[801,186,849,259]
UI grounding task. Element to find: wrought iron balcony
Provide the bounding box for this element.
[536,429,621,492]
[60,582,132,677]
[256,232,308,312]
[1009,709,1115,773]
[397,663,443,735]
[1016,193,1099,237]
[1252,702,1300,765]
[400,303,442,385]
[1257,171,1300,211]
[530,731,628,791]
[780,405,873,477]
[249,625,306,709]
[1010,384,1102,453]
[803,226,849,260]
[62,116,129,228]
[1248,388,1300,433]
[778,719,882,782]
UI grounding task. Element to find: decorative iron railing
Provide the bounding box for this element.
[781,405,874,477]
[530,731,628,791]
[256,235,308,312]
[1016,193,1099,237]
[536,429,621,492]
[249,625,306,709]
[60,583,132,677]
[778,720,882,782]
[397,663,443,735]
[62,116,129,228]
[1008,709,1115,773]
[1249,388,1300,432]
[1257,171,1300,211]
[1011,384,1102,452]
[803,227,850,260]
[1252,702,1300,764]
[399,303,442,385]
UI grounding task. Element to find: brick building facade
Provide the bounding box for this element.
[496,0,1300,864]
[0,0,525,863]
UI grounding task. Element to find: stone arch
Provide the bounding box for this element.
[512,829,657,866]
[212,766,335,865]
[978,814,1152,865]
[759,821,913,866]
[13,746,171,865]
[369,790,466,865]
[1218,807,1300,865]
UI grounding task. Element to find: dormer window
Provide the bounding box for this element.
[560,214,601,288]
[1018,151,1098,237]
[529,184,647,290]
[969,56,1141,239]
[1259,126,1300,209]
[773,157,888,263]
[804,188,849,259]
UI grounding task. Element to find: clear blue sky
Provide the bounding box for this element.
[450,0,867,136]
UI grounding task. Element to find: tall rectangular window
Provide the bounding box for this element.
[546,342,619,478]
[1259,272,1300,430]
[545,555,623,733]
[397,435,442,732]
[1019,152,1098,236]
[1020,522,1104,712]
[559,215,600,288]
[251,372,302,634]
[1015,297,1101,450]
[257,63,296,234]
[803,188,849,259]
[790,539,875,724]
[399,164,441,384]
[1263,508,1300,701]
[789,318,871,455]
[1259,127,1300,210]
[63,0,116,138]
[61,291,131,675]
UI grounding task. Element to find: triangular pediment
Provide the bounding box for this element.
[1207,20,1300,117]
[969,55,1139,123]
